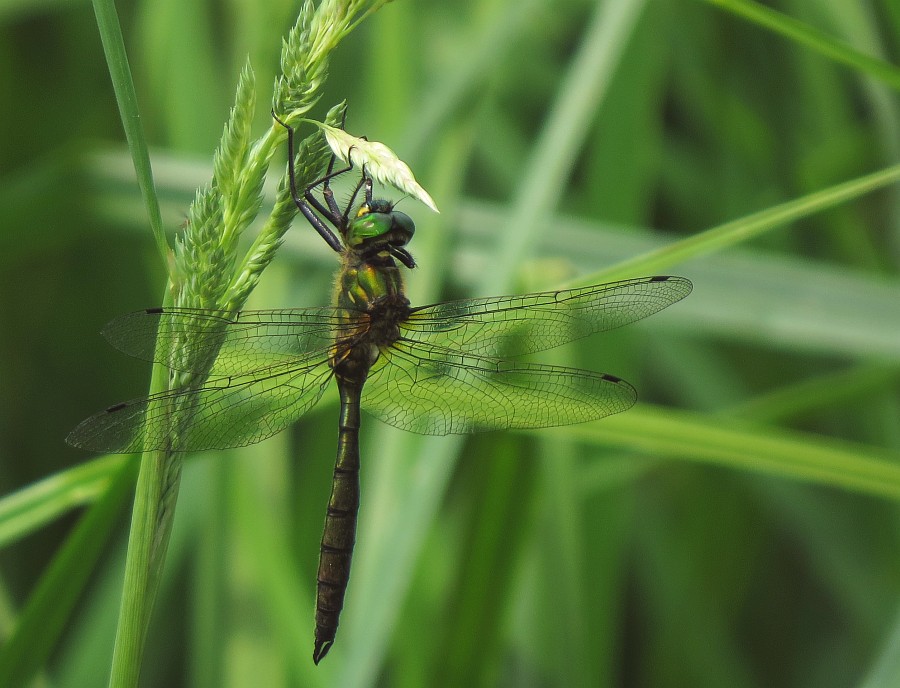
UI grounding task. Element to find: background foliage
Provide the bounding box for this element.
[1,0,899,686]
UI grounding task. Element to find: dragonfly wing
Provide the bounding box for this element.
[101,307,343,376]
[66,355,335,453]
[400,275,691,357]
[361,341,635,435]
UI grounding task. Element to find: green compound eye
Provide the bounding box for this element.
[347,211,393,245]
[390,211,415,243]
[347,208,414,249]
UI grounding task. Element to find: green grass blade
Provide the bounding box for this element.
[582,163,900,284]
[561,405,900,500]
[403,0,546,159]
[727,363,900,423]
[431,437,538,687]
[230,449,329,687]
[0,462,137,687]
[533,441,593,685]
[702,0,900,91]
[0,454,127,548]
[859,607,900,688]
[484,0,647,294]
[90,0,168,265]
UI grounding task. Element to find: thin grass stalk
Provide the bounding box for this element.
[96,2,392,685]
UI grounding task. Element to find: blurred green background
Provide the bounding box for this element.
[2,0,900,686]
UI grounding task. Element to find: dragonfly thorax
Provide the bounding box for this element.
[331,293,411,381]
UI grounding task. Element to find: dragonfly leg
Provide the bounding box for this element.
[362,169,373,204]
[389,246,416,269]
[340,164,373,226]
[310,162,354,220]
[272,111,345,253]
[310,108,355,220]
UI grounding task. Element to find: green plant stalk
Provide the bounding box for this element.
[96,1,391,685]
[90,0,173,679]
[90,0,167,266]
[108,366,177,688]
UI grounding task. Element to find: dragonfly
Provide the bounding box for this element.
[67,117,692,664]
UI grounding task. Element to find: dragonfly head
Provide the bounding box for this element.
[347,200,415,258]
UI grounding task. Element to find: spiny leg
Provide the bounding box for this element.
[340,165,373,225]
[272,113,381,253]
[272,111,346,253]
[304,163,355,220]
[309,107,354,220]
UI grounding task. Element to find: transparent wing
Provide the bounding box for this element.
[101,307,344,376]
[361,340,636,435]
[75,276,688,451]
[66,355,335,453]
[400,275,692,357]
